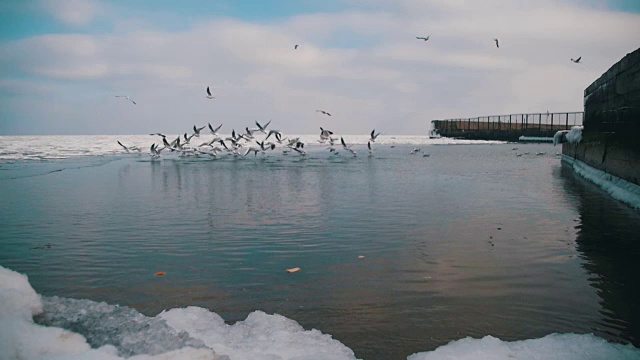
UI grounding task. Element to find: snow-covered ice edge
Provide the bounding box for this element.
[562,154,640,210]
[2,264,640,360]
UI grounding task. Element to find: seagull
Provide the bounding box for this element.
[410,148,421,155]
[193,125,206,137]
[369,129,381,142]
[150,144,163,159]
[316,109,331,116]
[340,137,357,156]
[265,129,282,141]
[208,123,223,135]
[255,119,272,133]
[416,35,430,41]
[117,141,141,153]
[294,44,299,49]
[184,132,194,144]
[206,86,215,99]
[493,38,499,48]
[571,57,582,63]
[149,132,166,138]
[320,127,334,141]
[115,96,136,105]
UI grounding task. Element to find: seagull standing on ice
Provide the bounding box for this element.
[206,87,215,99]
[493,38,499,48]
[115,96,136,105]
[571,57,582,63]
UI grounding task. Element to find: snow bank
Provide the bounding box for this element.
[408,333,640,360]
[566,126,583,144]
[2,264,639,360]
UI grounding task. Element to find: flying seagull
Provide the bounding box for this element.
[208,123,223,135]
[117,140,140,153]
[193,125,206,137]
[340,137,357,157]
[115,96,136,105]
[571,57,582,63]
[416,35,430,41]
[206,86,215,99]
[294,44,299,49]
[493,38,499,48]
[369,129,381,142]
[316,109,331,116]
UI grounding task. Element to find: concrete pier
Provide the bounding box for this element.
[562,48,640,186]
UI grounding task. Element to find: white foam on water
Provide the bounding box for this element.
[563,155,640,210]
[2,264,639,360]
[0,135,505,161]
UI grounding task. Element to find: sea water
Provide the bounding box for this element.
[1,135,639,359]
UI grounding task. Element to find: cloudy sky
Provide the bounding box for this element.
[1,0,639,135]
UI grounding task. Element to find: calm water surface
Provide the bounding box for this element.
[1,143,639,359]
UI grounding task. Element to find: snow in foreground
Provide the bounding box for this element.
[2,265,639,360]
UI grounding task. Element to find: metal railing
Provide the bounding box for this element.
[430,112,584,141]
[432,112,583,133]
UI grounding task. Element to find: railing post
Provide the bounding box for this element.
[566,113,569,129]
[551,113,554,129]
[539,113,542,130]
[509,114,512,130]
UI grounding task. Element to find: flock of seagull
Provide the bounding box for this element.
[116,121,401,159]
[114,35,584,159]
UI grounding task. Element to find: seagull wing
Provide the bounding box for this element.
[341,137,346,147]
[367,141,371,150]
[117,141,127,150]
[577,56,581,62]
[207,87,211,96]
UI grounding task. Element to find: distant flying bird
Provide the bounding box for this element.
[115,96,136,105]
[316,109,331,116]
[571,57,582,63]
[206,86,215,99]
[294,44,299,49]
[416,35,430,41]
[493,38,499,48]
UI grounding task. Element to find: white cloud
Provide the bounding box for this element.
[41,0,103,27]
[2,0,639,135]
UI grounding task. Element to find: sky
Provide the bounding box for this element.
[0,0,639,135]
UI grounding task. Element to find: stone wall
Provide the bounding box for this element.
[563,47,640,186]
